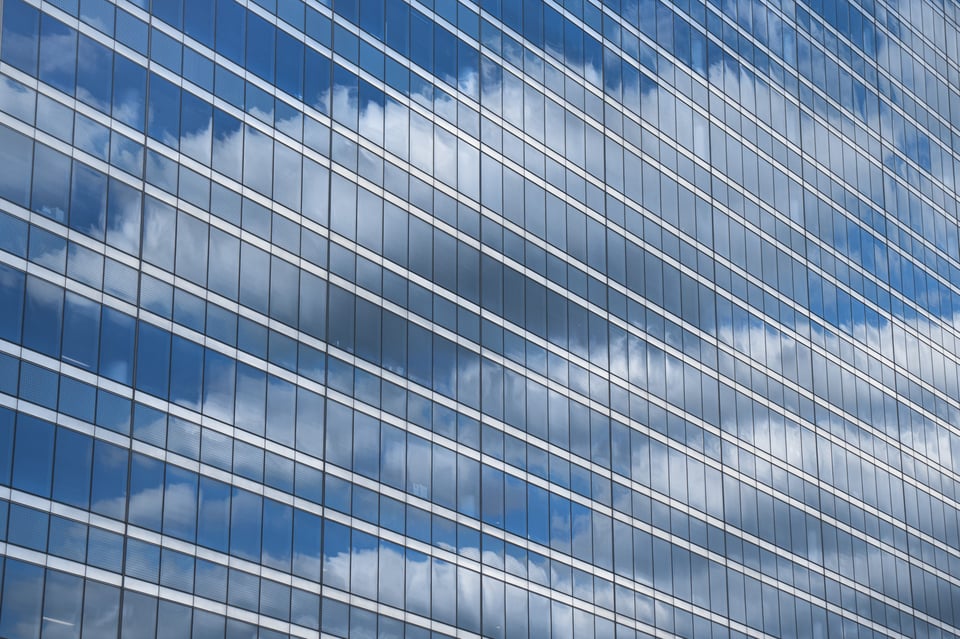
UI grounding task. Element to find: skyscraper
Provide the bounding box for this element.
[1,0,960,636]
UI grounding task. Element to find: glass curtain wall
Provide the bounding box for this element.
[1,0,960,637]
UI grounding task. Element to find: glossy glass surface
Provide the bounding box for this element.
[1,0,960,637]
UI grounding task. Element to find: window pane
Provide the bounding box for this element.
[0,125,32,206]
[13,415,55,496]
[0,559,44,639]
[82,580,120,637]
[42,569,83,639]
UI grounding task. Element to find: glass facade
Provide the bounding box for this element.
[1,0,959,636]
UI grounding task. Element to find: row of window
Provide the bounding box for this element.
[8,306,959,602]
[50,0,960,179]
[6,107,956,475]
[12,0,956,323]
[3,76,958,399]
[9,0,958,392]
[112,0,960,285]
[4,154,951,499]
[7,0,960,400]
[0,243,902,500]
[1,486,948,639]
[799,0,958,153]
[0,553,762,639]
[7,75,960,498]
[0,554,465,639]
[7,326,960,631]
[6,208,960,570]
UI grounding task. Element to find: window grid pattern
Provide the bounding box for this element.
[1,0,960,637]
